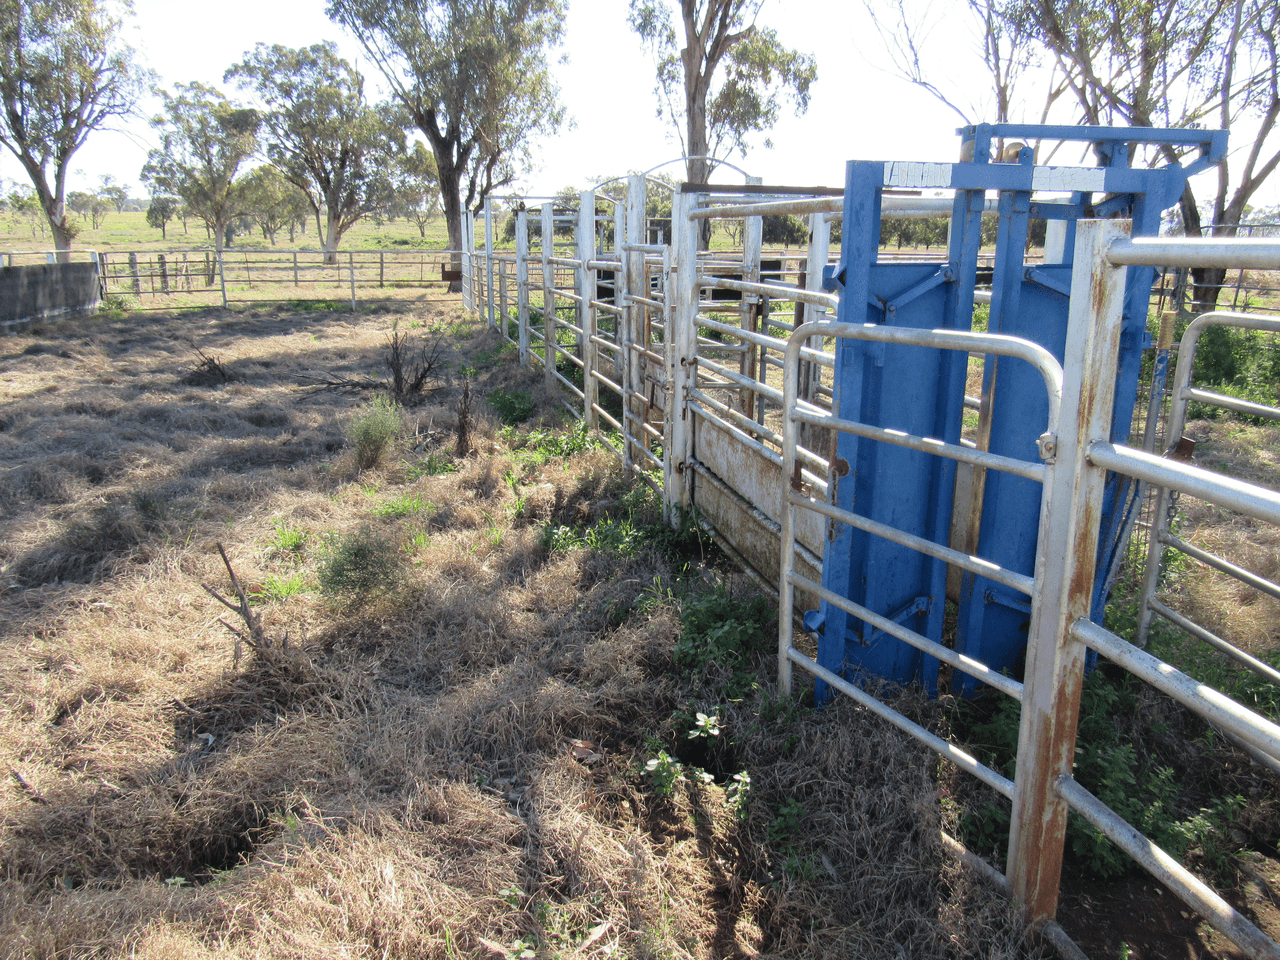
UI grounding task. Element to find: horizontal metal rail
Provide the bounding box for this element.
[785,646,1016,799]
[790,406,1046,483]
[1108,237,1280,270]
[790,568,1024,701]
[1056,775,1280,960]
[699,313,835,367]
[1146,599,1280,688]
[1087,442,1280,527]
[1181,387,1280,423]
[703,276,840,311]
[1072,619,1280,761]
[788,489,1036,598]
[688,397,828,495]
[1161,532,1280,602]
[590,402,624,434]
[688,389,830,490]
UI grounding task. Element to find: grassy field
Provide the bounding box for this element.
[0,210,455,256]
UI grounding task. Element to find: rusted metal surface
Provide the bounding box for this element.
[695,416,824,559]
[1006,219,1130,924]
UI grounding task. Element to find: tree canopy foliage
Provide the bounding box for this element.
[142,82,260,252]
[627,0,816,190]
[0,0,147,253]
[326,0,568,286]
[869,0,1280,310]
[225,42,405,262]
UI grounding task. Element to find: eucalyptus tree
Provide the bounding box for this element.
[1010,0,1280,309]
[869,0,1279,311]
[226,42,405,263]
[389,141,441,239]
[0,0,147,255]
[327,0,568,289]
[142,82,260,253]
[627,1,817,195]
[238,165,307,245]
[145,194,176,239]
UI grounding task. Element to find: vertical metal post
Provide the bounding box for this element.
[579,190,598,429]
[498,268,508,337]
[217,248,227,309]
[348,251,357,312]
[542,202,556,391]
[794,212,832,451]
[293,252,299,286]
[463,209,475,313]
[667,190,700,521]
[485,199,496,327]
[624,175,646,470]
[516,208,530,365]
[611,198,626,385]
[1006,219,1130,925]
[739,176,763,415]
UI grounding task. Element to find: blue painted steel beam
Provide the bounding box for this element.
[812,123,1224,701]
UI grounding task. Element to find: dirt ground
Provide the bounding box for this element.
[0,300,1274,959]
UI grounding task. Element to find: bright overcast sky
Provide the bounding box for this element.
[1,0,1270,208]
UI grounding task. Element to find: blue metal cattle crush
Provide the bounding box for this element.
[807,123,1227,697]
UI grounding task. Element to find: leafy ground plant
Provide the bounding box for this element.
[488,387,534,425]
[349,395,402,469]
[316,528,404,601]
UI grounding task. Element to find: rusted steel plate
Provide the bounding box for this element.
[697,417,824,557]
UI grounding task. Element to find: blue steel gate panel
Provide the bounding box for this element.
[810,124,1226,699]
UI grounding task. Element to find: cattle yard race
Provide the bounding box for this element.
[4,1,1280,958]
[2,121,1279,960]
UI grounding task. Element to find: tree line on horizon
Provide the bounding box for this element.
[0,0,1276,309]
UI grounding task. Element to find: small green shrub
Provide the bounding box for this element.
[373,493,430,519]
[644,751,685,797]
[513,421,603,465]
[349,395,401,469]
[270,520,307,556]
[726,770,752,820]
[251,573,308,603]
[317,529,403,601]
[958,667,1248,878]
[767,798,806,844]
[676,589,772,684]
[407,451,458,478]
[488,388,534,425]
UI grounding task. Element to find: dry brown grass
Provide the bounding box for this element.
[1160,419,1280,658]
[0,302,1032,959]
